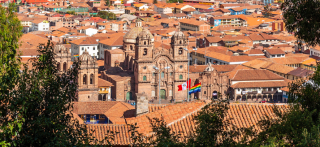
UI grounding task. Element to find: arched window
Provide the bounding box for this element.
[143,49,147,55]
[63,62,67,72]
[180,40,182,44]
[179,48,183,55]
[161,72,164,78]
[57,63,61,71]
[144,41,146,45]
[143,76,147,81]
[83,74,87,85]
[90,74,94,84]
[179,75,183,79]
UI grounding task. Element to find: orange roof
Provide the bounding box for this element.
[86,103,289,145]
[179,19,209,26]
[182,7,196,12]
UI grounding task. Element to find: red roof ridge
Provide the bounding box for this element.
[167,101,209,126]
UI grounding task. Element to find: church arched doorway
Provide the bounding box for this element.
[126,92,133,100]
[160,89,166,99]
[212,91,218,100]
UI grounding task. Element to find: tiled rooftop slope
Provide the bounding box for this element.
[87,103,289,145]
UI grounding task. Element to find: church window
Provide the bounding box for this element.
[204,91,206,94]
[161,72,164,78]
[63,62,67,72]
[57,63,61,71]
[90,74,94,84]
[143,76,147,81]
[170,72,173,76]
[143,49,147,55]
[83,74,87,85]
[179,75,183,79]
[180,65,183,69]
[144,41,146,45]
[130,45,133,50]
[179,48,183,55]
[180,40,182,44]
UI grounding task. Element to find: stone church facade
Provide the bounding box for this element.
[101,20,230,102]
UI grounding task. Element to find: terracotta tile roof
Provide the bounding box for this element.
[148,104,168,112]
[265,49,285,55]
[86,102,290,145]
[205,36,223,43]
[19,34,49,56]
[99,34,124,46]
[71,37,108,45]
[213,8,231,13]
[98,78,113,87]
[287,68,314,78]
[175,4,187,9]
[267,56,309,65]
[126,101,207,134]
[179,19,209,26]
[231,69,285,81]
[249,33,265,41]
[182,7,196,12]
[260,33,279,40]
[245,49,264,55]
[73,101,135,124]
[193,4,211,9]
[87,124,132,145]
[154,41,171,50]
[243,59,295,74]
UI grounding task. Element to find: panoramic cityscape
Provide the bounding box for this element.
[0,0,319,146]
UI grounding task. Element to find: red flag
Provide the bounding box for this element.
[178,79,191,91]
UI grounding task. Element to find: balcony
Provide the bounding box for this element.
[262,91,277,94]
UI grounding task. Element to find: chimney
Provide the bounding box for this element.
[135,92,149,116]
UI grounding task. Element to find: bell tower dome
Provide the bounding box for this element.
[171,31,188,61]
[135,28,154,61]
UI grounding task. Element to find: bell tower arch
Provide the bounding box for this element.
[54,44,71,73]
[171,31,188,61]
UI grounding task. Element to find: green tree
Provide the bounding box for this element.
[249,64,320,146]
[0,3,23,146]
[153,0,157,4]
[262,4,271,18]
[282,0,320,46]
[0,40,99,146]
[105,0,110,6]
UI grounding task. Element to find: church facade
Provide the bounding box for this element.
[101,20,230,102]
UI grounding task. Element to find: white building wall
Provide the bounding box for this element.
[85,28,98,36]
[38,22,50,31]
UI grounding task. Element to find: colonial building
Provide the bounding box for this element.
[76,51,99,102]
[54,44,72,73]
[103,20,192,102]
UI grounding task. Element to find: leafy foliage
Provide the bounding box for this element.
[167,0,183,3]
[282,0,320,46]
[153,0,157,4]
[97,11,116,20]
[262,4,271,18]
[0,3,23,146]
